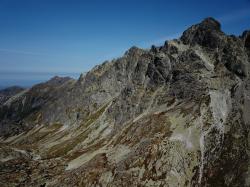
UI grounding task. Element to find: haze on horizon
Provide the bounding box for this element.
[0,0,250,88]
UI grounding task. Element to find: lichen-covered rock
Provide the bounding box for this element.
[0,18,250,187]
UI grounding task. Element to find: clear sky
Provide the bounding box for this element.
[0,0,250,87]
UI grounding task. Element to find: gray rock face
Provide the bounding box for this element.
[242,30,250,48]
[0,76,75,137]
[0,18,250,187]
[181,17,223,48]
[0,86,24,105]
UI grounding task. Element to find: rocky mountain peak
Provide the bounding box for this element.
[181,17,223,48]
[0,18,250,187]
[124,46,145,57]
[198,17,221,31]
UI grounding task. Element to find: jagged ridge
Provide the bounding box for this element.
[0,18,250,187]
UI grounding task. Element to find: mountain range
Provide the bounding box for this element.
[0,17,250,187]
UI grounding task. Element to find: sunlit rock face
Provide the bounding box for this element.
[0,18,250,187]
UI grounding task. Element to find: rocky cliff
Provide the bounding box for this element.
[0,86,24,106]
[0,17,250,187]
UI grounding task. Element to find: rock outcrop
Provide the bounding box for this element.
[0,18,250,187]
[0,86,24,105]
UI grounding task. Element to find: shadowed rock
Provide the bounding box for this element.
[181,17,224,48]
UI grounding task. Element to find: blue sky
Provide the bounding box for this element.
[0,0,250,87]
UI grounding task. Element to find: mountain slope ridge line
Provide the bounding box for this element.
[0,17,250,186]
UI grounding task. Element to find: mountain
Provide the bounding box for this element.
[0,86,25,105]
[0,76,75,137]
[0,18,250,186]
